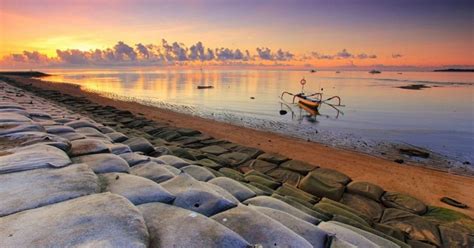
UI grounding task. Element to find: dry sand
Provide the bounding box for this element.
[9,76,474,217]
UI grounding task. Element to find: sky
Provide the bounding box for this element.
[0,0,473,69]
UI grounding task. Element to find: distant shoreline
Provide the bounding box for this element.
[0,71,50,77]
[433,68,474,72]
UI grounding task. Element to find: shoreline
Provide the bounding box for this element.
[4,75,474,216]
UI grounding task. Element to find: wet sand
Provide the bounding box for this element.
[8,76,474,216]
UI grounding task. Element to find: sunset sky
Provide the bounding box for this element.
[0,0,473,69]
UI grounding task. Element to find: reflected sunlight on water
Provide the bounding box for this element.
[43,68,474,162]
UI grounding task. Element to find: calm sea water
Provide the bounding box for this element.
[43,68,474,163]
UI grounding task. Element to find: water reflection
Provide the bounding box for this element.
[42,68,474,161]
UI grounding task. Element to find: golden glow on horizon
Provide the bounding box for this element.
[1,1,472,68]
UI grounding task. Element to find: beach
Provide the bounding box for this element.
[5,74,474,217]
[2,0,473,246]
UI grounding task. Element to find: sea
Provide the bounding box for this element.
[42,68,474,164]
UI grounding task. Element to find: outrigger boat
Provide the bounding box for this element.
[280,78,344,118]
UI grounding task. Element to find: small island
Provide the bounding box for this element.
[0,71,50,77]
[433,68,474,72]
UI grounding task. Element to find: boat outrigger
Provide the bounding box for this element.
[280,78,344,118]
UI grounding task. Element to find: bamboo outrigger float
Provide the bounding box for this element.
[280,78,344,118]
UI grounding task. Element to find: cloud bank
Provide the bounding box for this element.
[312,49,377,60]
[0,40,380,68]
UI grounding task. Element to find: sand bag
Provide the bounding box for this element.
[0,103,25,110]
[347,181,385,202]
[0,193,149,248]
[298,173,345,201]
[181,165,216,181]
[249,205,329,248]
[381,192,427,215]
[219,152,252,166]
[119,152,153,166]
[314,200,371,227]
[309,167,352,185]
[65,119,100,130]
[200,145,229,155]
[317,221,380,248]
[0,144,71,174]
[422,206,474,234]
[76,127,106,136]
[406,240,437,248]
[0,123,44,135]
[212,204,313,248]
[329,237,358,248]
[72,153,130,174]
[157,155,190,168]
[56,131,87,141]
[256,152,289,164]
[244,196,319,224]
[161,173,238,216]
[203,166,226,177]
[373,223,406,242]
[0,108,30,116]
[275,183,319,204]
[233,146,264,159]
[380,208,441,246]
[98,126,115,134]
[106,132,128,143]
[101,173,175,205]
[3,131,71,151]
[139,203,250,248]
[244,174,281,189]
[107,143,132,155]
[267,168,301,186]
[45,125,75,134]
[161,164,181,175]
[332,221,401,248]
[249,159,278,173]
[341,193,385,222]
[332,216,410,248]
[271,194,331,221]
[70,139,110,157]
[219,167,247,182]
[194,158,223,169]
[123,137,155,154]
[0,163,98,217]
[130,161,175,183]
[249,182,274,195]
[280,159,316,174]
[241,182,270,196]
[0,112,32,123]
[438,225,474,248]
[29,111,52,120]
[208,177,256,202]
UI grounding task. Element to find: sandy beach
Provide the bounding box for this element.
[7,75,474,217]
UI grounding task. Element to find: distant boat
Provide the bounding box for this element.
[310,69,316,73]
[335,71,341,74]
[197,85,214,89]
[369,70,381,74]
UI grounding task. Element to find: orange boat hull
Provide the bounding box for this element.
[296,96,320,108]
[298,102,320,116]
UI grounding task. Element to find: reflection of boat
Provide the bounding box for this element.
[369,70,381,74]
[197,85,214,89]
[310,69,316,73]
